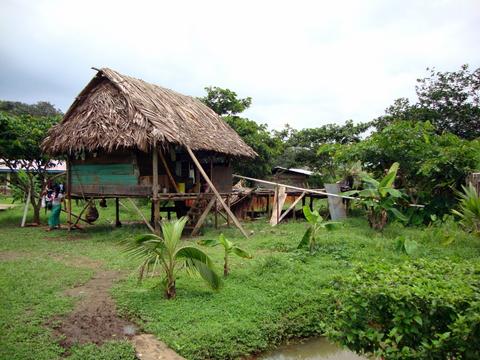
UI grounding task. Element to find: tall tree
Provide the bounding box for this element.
[200,87,282,178]
[200,86,252,116]
[374,65,480,139]
[0,108,61,224]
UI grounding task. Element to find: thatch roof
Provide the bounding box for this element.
[42,68,257,157]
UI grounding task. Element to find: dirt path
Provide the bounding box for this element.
[49,256,185,359]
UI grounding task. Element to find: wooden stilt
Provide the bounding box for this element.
[67,158,72,232]
[293,196,297,220]
[309,195,314,211]
[115,197,121,227]
[276,186,280,224]
[186,146,248,238]
[152,147,160,234]
[214,199,218,229]
[226,195,230,227]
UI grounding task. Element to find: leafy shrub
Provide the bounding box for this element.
[326,260,480,359]
[345,162,406,230]
[452,184,480,236]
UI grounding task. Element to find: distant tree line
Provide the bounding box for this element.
[200,64,480,220]
[1,64,478,223]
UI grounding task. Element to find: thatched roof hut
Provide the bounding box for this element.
[42,67,256,157]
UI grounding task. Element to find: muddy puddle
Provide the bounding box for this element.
[259,337,365,360]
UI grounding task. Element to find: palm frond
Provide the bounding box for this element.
[175,245,221,289]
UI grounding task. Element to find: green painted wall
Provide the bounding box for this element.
[71,163,138,186]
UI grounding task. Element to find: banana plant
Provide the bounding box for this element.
[298,206,342,254]
[198,234,252,277]
[123,217,222,299]
[345,162,406,231]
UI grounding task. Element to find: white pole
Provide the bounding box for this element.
[21,187,31,227]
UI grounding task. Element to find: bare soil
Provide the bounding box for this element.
[49,253,103,269]
[49,256,184,359]
[132,334,185,360]
[52,270,137,348]
[0,250,24,261]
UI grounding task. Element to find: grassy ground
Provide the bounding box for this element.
[1,195,479,359]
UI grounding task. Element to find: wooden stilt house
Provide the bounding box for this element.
[42,68,256,236]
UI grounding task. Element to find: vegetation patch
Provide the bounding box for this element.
[327,260,480,359]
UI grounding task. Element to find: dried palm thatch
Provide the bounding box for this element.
[42,68,257,157]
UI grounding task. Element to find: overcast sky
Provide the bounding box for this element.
[1,0,479,130]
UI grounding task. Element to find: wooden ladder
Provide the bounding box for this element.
[185,187,211,233]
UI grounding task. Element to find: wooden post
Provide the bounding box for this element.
[115,197,121,227]
[214,199,218,229]
[226,195,230,227]
[309,195,314,211]
[266,194,270,215]
[292,196,297,220]
[152,147,160,234]
[67,158,72,232]
[276,186,280,224]
[302,196,306,208]
[186,146,248,238]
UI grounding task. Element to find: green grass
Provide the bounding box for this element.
[0,196,479,359]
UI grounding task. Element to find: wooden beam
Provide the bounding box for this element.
[61,208,90,225]
[276,192,306,225]
[72,198,92,227]
[186,146,249,238]
[158,150,179,192]
[233,174,356,200]
[152,147,160,234]
[128,198,156,233]
[191,196,216,236]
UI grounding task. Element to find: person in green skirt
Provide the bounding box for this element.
[47,185,64,231]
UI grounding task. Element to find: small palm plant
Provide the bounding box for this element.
[123,217,222,299]
[452,184,480,236]
[345,162,406,231]
[298,206,342,254]
[198,234,252,277]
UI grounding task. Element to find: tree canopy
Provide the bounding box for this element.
[0,102,61,223]
[200,86,252,116]
[374,65,480,139]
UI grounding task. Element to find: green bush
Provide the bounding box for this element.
[326,260,480,359]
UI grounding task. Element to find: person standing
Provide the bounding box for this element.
[47,185,63,231]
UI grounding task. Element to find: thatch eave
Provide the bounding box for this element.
[41,67,257,158]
